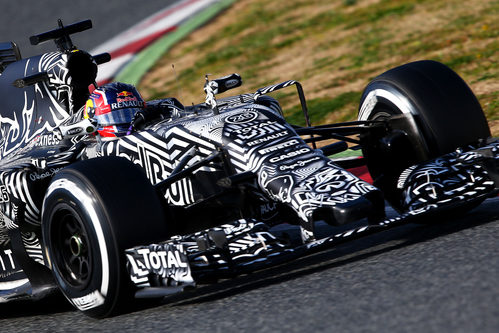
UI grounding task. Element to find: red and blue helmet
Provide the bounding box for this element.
[84,82,145,138]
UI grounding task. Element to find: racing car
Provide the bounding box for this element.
[0,20,497,318]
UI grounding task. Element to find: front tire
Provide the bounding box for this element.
[42,157,168,318]
[359,60,490,157]
[358,60,491,208]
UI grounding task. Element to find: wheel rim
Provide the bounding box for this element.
[368,106,398,121]
[51,205,93,290]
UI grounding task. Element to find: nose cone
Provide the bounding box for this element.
[259,158,385,226]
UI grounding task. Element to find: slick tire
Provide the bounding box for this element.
[358,60,490,209]
[42,156,168,318]
[358,60,490,158]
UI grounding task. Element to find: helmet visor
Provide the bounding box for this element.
[94,107,141,126]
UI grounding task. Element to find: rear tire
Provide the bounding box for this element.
[42,156,168,318]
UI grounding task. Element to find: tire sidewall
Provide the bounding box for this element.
[359,80,418,121]
[42,173,122,318]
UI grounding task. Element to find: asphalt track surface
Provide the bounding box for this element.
[0,1,498,332]
[0,197,497,332]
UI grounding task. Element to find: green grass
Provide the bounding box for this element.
[285,91,361,126]
[140,0,499,132]
[345,1,417,28]
[483,92,499,120]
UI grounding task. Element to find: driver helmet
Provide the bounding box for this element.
[84,82,145,138]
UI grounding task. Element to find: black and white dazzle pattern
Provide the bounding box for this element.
[220,107,378,224]
[0,169,41,226]
[94,103,379,227]
[0,53,71,160]
[399,142,499,212]
[100,128,217,206]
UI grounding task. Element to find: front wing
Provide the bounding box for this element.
[125,141,499,297]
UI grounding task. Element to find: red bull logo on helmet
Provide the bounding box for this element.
[116,90,140,103]
[112,90,144,110]
[117,91,133,97]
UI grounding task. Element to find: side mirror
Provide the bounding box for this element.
[207,73,242,95]
[204,73,243,114]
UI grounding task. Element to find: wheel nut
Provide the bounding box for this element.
[70,235,84,257]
